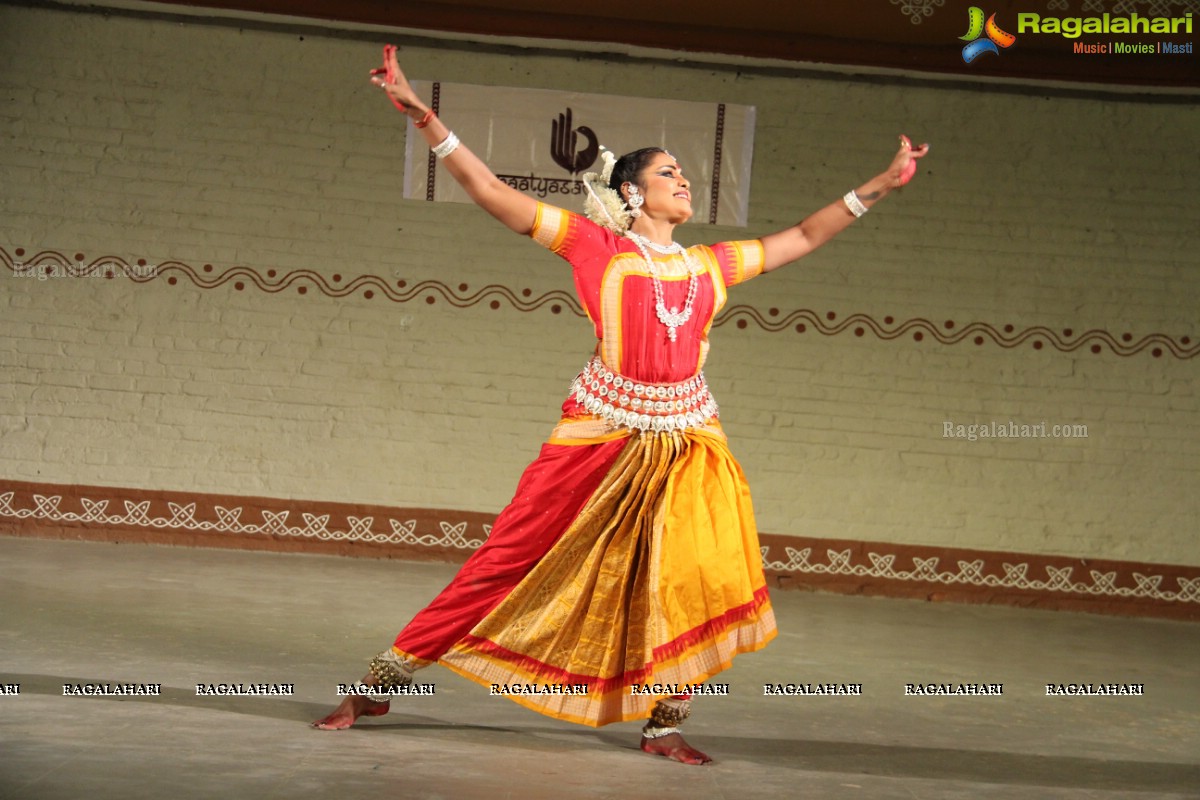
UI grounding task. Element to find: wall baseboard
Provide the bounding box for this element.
[2,479,1196,620]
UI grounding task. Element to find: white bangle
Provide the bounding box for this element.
[842,190,868,218]
[432,131,460,159]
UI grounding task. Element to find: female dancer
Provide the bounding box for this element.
[314,46,929,765]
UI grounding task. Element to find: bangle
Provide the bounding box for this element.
[432,131,460,159]
[842,190,868,218]
[413,108,435,129]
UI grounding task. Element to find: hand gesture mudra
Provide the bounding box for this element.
[369,44,423,113]
[888,134,930,188]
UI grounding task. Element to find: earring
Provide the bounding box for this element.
[626,185,644,218]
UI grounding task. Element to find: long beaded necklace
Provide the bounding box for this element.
[624,230,703,342]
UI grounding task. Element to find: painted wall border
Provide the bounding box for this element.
[5,247,1196,359]
[1,479,1195,621]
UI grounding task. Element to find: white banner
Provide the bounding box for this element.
[404,81,755,227]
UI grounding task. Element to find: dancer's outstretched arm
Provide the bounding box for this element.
[760,136,930,273]
[371,46,539,236]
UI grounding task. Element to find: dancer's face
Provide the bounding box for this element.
[632,152,693,224]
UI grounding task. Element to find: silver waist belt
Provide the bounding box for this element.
[568,356,719,433]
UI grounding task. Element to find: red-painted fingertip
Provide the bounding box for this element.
[382,44,398,83]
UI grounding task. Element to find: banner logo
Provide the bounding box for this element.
[405,81,756,227]
[549,108,599,175]
[960,7,1017,63]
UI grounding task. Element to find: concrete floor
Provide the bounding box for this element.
[1,536,1197,800]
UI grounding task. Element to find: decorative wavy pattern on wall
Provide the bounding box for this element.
[4,247,1196,359]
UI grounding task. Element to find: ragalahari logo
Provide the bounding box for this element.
[960,7,1017,63]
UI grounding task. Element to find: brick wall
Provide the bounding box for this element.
[1,3,1197,577]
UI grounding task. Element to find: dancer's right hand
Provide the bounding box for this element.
[369,44,423,113]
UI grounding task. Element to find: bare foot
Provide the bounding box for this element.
[311,679,390,730]
[640,732,712,765]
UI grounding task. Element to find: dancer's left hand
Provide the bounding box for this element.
[888,135,930,187]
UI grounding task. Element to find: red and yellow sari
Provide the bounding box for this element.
[387,203,776,726]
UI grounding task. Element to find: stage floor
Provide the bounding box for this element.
[1,536,1197,799]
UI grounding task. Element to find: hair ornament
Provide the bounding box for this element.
[582,147,632,234]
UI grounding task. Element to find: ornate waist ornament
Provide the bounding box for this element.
[568,356,719,433]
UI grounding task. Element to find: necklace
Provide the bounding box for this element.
[624,230,702,342]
